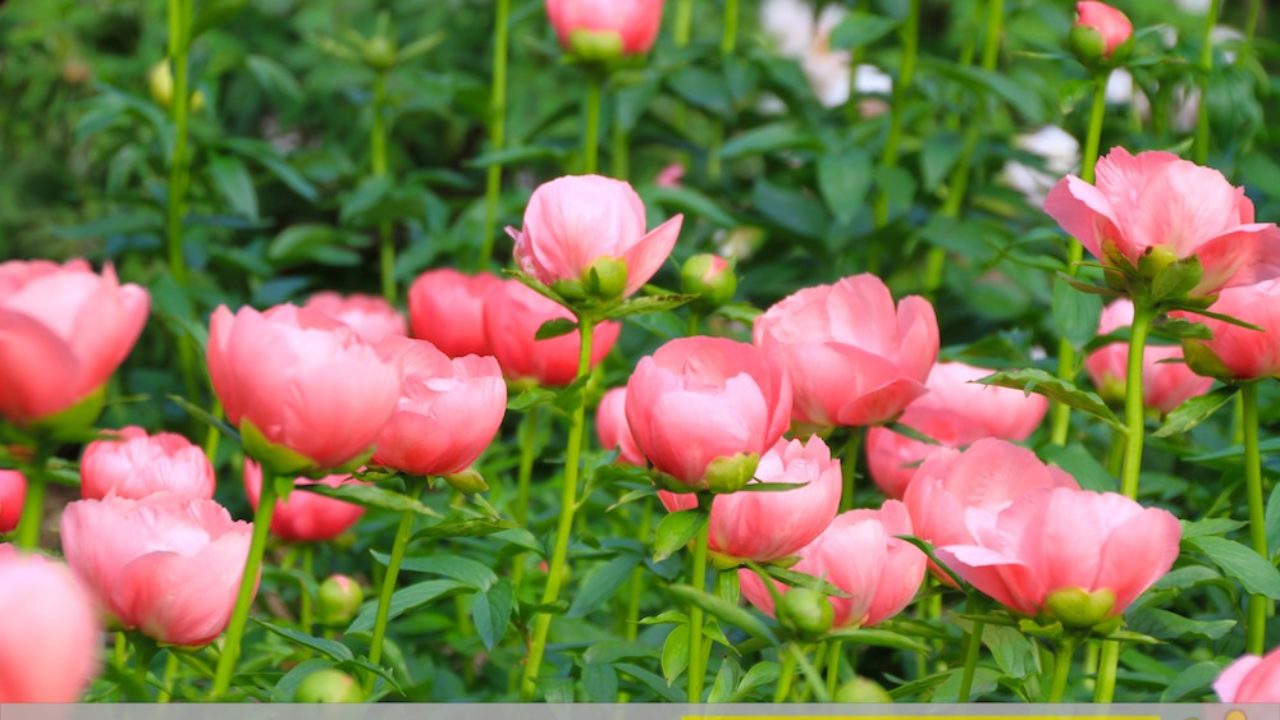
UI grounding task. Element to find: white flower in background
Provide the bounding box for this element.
[1105,68,1136,106]
[759,0,892,109]
[1175,0,1212,13]
[1001,125,1080,206]
[1105,25,1241,132]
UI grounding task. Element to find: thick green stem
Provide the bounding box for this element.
[674,0,693,47]
[1242,382,1270,654]
[1245,0,1262,47]
[624,498,653,641]
[1193,0,1221,165]
[209,470,278,699]
[157,652,180,703]
[825,640,844,698]
[923,0,1004,294]
[299,544,314,635]
[165,0,191,287]
[520,320,596,699]
[687,509,710,702]
[958,618,984,701]
[721,0,739,55]
[773,647,798,702]
[791,643,832,703]
[1050,77,1109,446]
[371,72,395,302]
[365,508,415,696]
[871,0,922,235]
[1047,638,1077,703]
[611,117,630,181]
[1093,641,1119,702]
[583,74,603,175]
[1119,304,1155,499]
[14,463,46,551]
[839,428,863,513]
[478,0,510,269]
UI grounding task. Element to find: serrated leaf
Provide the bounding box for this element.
[1153,388,1237,438]
[977,368,1124,431]
[666,584,778,644]
[653,509,707,562]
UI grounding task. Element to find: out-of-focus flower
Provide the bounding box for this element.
[80,426,215,501]
[1086,299,1213,413]
[1002,126,1081,206]
[759,0,892,109]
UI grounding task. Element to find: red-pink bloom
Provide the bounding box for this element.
[80,426,215,501]
[625,337,792,488]
[866,362,1050,498]
[207,304,400,472]
[656,163,685,188]
[61,494,253,646]
[1086,299,1212,413]
[659,436,842,562]
[904,439,1078,581]
[739,501,926,628]
[372,336,507,476]
[936,487,1181,622]
[0,546,100,702]
[0,260,149,424]
[1044,148,1280,296]
[754,274,938,428]
[408,269,502,358]
[1175,280,1280,380]
[546,0,665,55]
[1215,647,1280,703]
[303,291,406,345]
[596,387,645,466]
[509,175,683,298]
[243,461,364,543]
[0,471,25,534]
[1075,2,1133,58]
[483,280,621,386]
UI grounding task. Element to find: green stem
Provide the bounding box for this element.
[687,312,701,336]
[611,115,630,181]
[958,619,984,701]
[687,507,710,702]
[1105,426,1125,477]
[209,469,278,699]
[773,646,797,702]
[871,0,922,233]
[674,0,693,47]
[14,462,46,551]
[1245,0,1262,48]
[157,652,180,703]
[365,507,415,696]
[1050,76,1109,446]
[299,544,314,635]
[825,640,843,698]
[1093,641,1119,702]
[624,498,653,641]
[478,0,510,269]
[721,0,739,55]
[371,71,394,302]
[165,0,191,287]
[839,428,863,513]
[520,319,596,700]
[924,0,1004,294]
[1047,638,1077,703]
[583,73,602,175]
[1193,0,1221,165]
[1119,304,1155,499]
[1242,382,1270,654]
[791,643,832,703]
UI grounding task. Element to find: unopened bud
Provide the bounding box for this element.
[703,453,759,494]
[317,575,364,627]
[442,468,489,495]
[294,668,363,703]
[777,587,834,641]
[1043,587,1116,629]
[681,254,737,311]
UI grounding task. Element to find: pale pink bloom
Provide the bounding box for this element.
[659,436,841,562]
[1086,299,1212,413]
[625,336,792,488]
[0,471,25,534]
[904,439,1078,581]
[740,500,926,628]
[302,291,406,345]
[1175,280,1280,380]
[1215,647,1280,703]
[1075,2,1133,58]
[207,304,400,471]
[546,0,665,55]
[408,269,502,358]
[0,260,149,424]
[754,274,938,428]
[483,279,621,386]
[936,487,1181,619]
[655,163,685,188]
[80,426,215,501]
[372,336,507,476]
[0,546,101,702]
[243,461,364,543]
[866,362,1050,498]
[61,494,253,646]
[1044,148,1280,296]
[508,175,683,298]
[596,387,645,466]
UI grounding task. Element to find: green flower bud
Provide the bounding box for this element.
[1181,339,1234,380]
[834,676,893,704]
[1043,587,1116,629]
[584,256,629,302]
[703,452,759,494]
[317,575,365,627]
[148,60,173,107]
[777,587,834,642]
[681,254,737,311]
[442,468,489,494]
[363,36,398,71]
[1068,25,1107,66]
[567,29,624,63]
[294,668,363,703]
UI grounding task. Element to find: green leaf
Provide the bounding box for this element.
[246,55,302,104]
[643,186,737,227]
[1153,388,1238,438]
[568,555,643,618]
[661,624,691,684]
[615,662,684,702]
[707,656,741,703]
[581,662,618,702]
[1161,660,1227,702]
[751,179,829,239]
[535,318,577,340]
[825,628,929,653]
[191,0,249,39]
[721,123,819,160]
[817,150,873,225]
[977,368,1124,431]
[602,294,697,320]
[166,395,239,442]
[1267,483,1280,558]
[653,509,707,562]
[253,619,353,662]
[667,67,732,117]
[207,154,259,220]
[665,584,779,644]
[1181,517,1248,539]
[1186,536,1280,599]
[1126,607,1235,641]
[410,517,518,540]
[829,11,900,49]
[471,580,513,651]
[508,387,556,411]
[1038,442,1116,492]
[347,579,467,633]
[1053,275,1103,347]
[298,483,441,518]
[980,624,1039,679]
[920,132,965,191]
[762,565,850,598]
[268,224,364,268]
[733,661,779,701]
[373,552,497,590]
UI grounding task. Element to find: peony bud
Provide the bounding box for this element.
[1043,587,1116,629]
[316,575,364,627]
[681,254,737,311]
[835,677,893,704]
[1071,2,1134,65]
[777,587,834,641]
[294,668,363,703]
[148,60,173,107]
